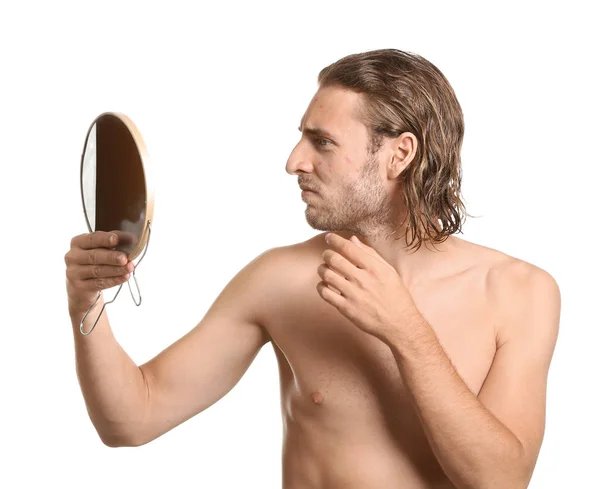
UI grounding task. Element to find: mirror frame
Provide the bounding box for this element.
[79,111,155,261]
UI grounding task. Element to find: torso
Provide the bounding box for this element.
[261,232,516,489]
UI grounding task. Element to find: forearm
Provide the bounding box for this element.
[70,294,148,447]
[384,314,526,489]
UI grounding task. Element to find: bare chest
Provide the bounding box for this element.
[266,270,498,424]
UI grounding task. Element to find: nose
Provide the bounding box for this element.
[286,140,315,175]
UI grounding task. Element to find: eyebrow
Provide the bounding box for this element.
[297,121,339,145]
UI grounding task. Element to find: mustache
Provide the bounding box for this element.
[298,181,320,192]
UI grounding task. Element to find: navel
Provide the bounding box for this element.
[311,391,324,405]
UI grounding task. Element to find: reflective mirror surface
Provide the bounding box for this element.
[81,113,147,257]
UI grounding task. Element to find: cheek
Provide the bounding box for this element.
[316,153,351,173]
[316,159,333,171]
[320,154,350,168]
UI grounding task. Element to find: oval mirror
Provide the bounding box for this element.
[79,112,154,335]
[80,112,154,260]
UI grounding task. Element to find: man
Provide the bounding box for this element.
[65,49,560,488]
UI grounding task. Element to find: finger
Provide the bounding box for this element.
[75,274,132,293]
[322,249,358,281]
[317,281,346,305]
[66,247,129,267]
[351,236,378,258]
[326,233,370,270]
[317,263,348,296]
[68,262,135,282]
[71,231,119,251]
[113,230,139,246]
[351,236,388,265]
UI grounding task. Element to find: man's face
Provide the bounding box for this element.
[286,85,393,234]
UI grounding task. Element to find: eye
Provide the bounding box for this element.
[315,138,331,148]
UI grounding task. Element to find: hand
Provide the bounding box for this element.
[316,233,418,341]
[65,231,135,316]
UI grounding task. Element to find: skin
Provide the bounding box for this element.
[65,86,560,489]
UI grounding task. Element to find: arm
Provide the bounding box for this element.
[384,263,561,489]
[71,247,281,447]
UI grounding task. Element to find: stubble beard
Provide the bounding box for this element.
[304,153,397,236]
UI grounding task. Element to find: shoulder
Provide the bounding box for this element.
[252,232,326,268]
[455,237,560,309]
[482,249,561,349]
[245,233,327,289]
[240,233,326,328]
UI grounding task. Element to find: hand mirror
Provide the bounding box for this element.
[79,112,154,335]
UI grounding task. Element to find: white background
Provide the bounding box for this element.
[1,1,598,487]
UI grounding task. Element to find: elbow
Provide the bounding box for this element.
[100,434,127,448]
[513,445,535,489]
[459,441,532,489]
[97,368,155,448]
[97,427,134,448]
[99,430,151,448]
[489,441,533,489]
[96,423,152,448]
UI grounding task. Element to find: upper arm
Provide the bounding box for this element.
[478,262,561,480]
[134,247,284,445]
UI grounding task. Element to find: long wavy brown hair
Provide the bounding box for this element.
[318,49,472,252]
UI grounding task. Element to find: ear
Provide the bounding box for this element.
[387,132,418,179]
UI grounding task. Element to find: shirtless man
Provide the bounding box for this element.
[65,49,561,489]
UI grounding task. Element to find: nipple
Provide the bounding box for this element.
[311,391,324,405]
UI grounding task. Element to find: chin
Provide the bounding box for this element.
[305,214,328,231]
[305,214,346,233]
[305,219,328,231]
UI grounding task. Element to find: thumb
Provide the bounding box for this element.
[351,235,377,255]
[351,235,388,265]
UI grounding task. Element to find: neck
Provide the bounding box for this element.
[333,227,461,290]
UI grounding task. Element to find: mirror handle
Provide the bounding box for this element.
[79,285,124,336]
[127,220,152,306]
[79,220,152,335]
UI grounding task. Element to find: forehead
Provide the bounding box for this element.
[301,85,367,136]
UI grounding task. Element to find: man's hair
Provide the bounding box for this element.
[318,49,470,251]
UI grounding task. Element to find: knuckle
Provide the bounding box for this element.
[95,278,105,290]
[340,302,352,316]
[65,267,76,281]
[352,271,363,287]
[78,279,90,292]
[71,233,84,248]
[89,250,97,265]
[324,268,335,282]
[92,265,101,278]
